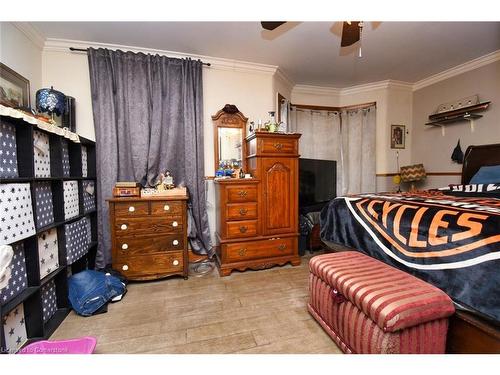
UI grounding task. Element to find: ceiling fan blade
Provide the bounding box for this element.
[261,22,287,31]
[341,21,361,47]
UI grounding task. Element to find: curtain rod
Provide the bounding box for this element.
[69,47,212,66]
[291,101,376,112]
[342,101,376,111]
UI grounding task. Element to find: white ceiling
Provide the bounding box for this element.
[32,21,500,87]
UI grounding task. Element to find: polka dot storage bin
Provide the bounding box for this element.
[65,218,90,265]
[0,242,28,305]
[0,183,35,245]
[63,180,79,220]
[0,122,19,178]
[34,182,55,230]
[41,280,57,323]
[33,130,50,178]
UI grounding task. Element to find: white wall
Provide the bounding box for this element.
[291,87,340,107]
[203,68,274,173]
[272,70,294,106]
[412,60,500,189]
[202,68,274,242]
[42,50,94,140]
[0,22,42,105]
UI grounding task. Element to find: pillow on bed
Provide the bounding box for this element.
[440,183,500,197]
[470,165,500,184]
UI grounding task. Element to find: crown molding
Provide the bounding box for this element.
[11,22,46,50]
[43,38,278,75]
[292,79,412,98]
[292,84,341,97]
[384,80,414,91]
[341,79,413,95]
[412,50,500,91]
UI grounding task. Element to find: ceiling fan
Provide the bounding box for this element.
[261,21,364,48]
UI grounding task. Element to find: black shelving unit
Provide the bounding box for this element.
[0,112,97,354]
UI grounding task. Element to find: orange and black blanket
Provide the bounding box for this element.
[320,187,500,322]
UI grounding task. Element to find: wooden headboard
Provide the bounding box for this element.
[461,143,500,184]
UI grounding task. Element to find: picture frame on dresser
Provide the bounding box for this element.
[0,108,98,354]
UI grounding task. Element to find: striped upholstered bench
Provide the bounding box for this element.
[308,251,455,354]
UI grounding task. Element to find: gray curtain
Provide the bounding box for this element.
[87,48,213,268]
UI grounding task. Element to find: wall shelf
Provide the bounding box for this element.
[425,101,490,126]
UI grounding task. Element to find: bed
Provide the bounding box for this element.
[319,143,500,353]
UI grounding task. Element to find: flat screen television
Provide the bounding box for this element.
[299,158,337,207]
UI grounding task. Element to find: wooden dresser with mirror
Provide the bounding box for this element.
[213,104,301,276]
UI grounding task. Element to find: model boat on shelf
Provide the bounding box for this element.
[425,99,490,126]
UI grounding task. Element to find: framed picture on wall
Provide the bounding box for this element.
[391,124,405,149]
[0,63,31,108]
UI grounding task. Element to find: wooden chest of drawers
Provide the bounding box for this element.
[108,195,189,281]
[214,133,301,277]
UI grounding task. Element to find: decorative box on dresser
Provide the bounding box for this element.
[108,195,189,281]
[214,126,301,276]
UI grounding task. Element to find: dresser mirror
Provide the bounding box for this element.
[218,127,243,168]
[212,104,248,173]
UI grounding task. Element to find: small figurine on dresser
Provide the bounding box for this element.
[141,170,187,197]
[157,170,175,191]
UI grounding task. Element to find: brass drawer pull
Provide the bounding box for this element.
[239,208,248,216]
[120,224,128,230]
[172,221,178,227]
[172,259,179,266]
[172,239,179,246]
[274,143,283,150]
[278,244,287,251]
[239,226,248,233]
[122,265,129,271]
[164,204,170,211]
[238,248,247,257]
[237,190,248,197]
[121,243,128,250]
[128,206,135,212]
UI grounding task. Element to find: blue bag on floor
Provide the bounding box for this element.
[68,270,126,316]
